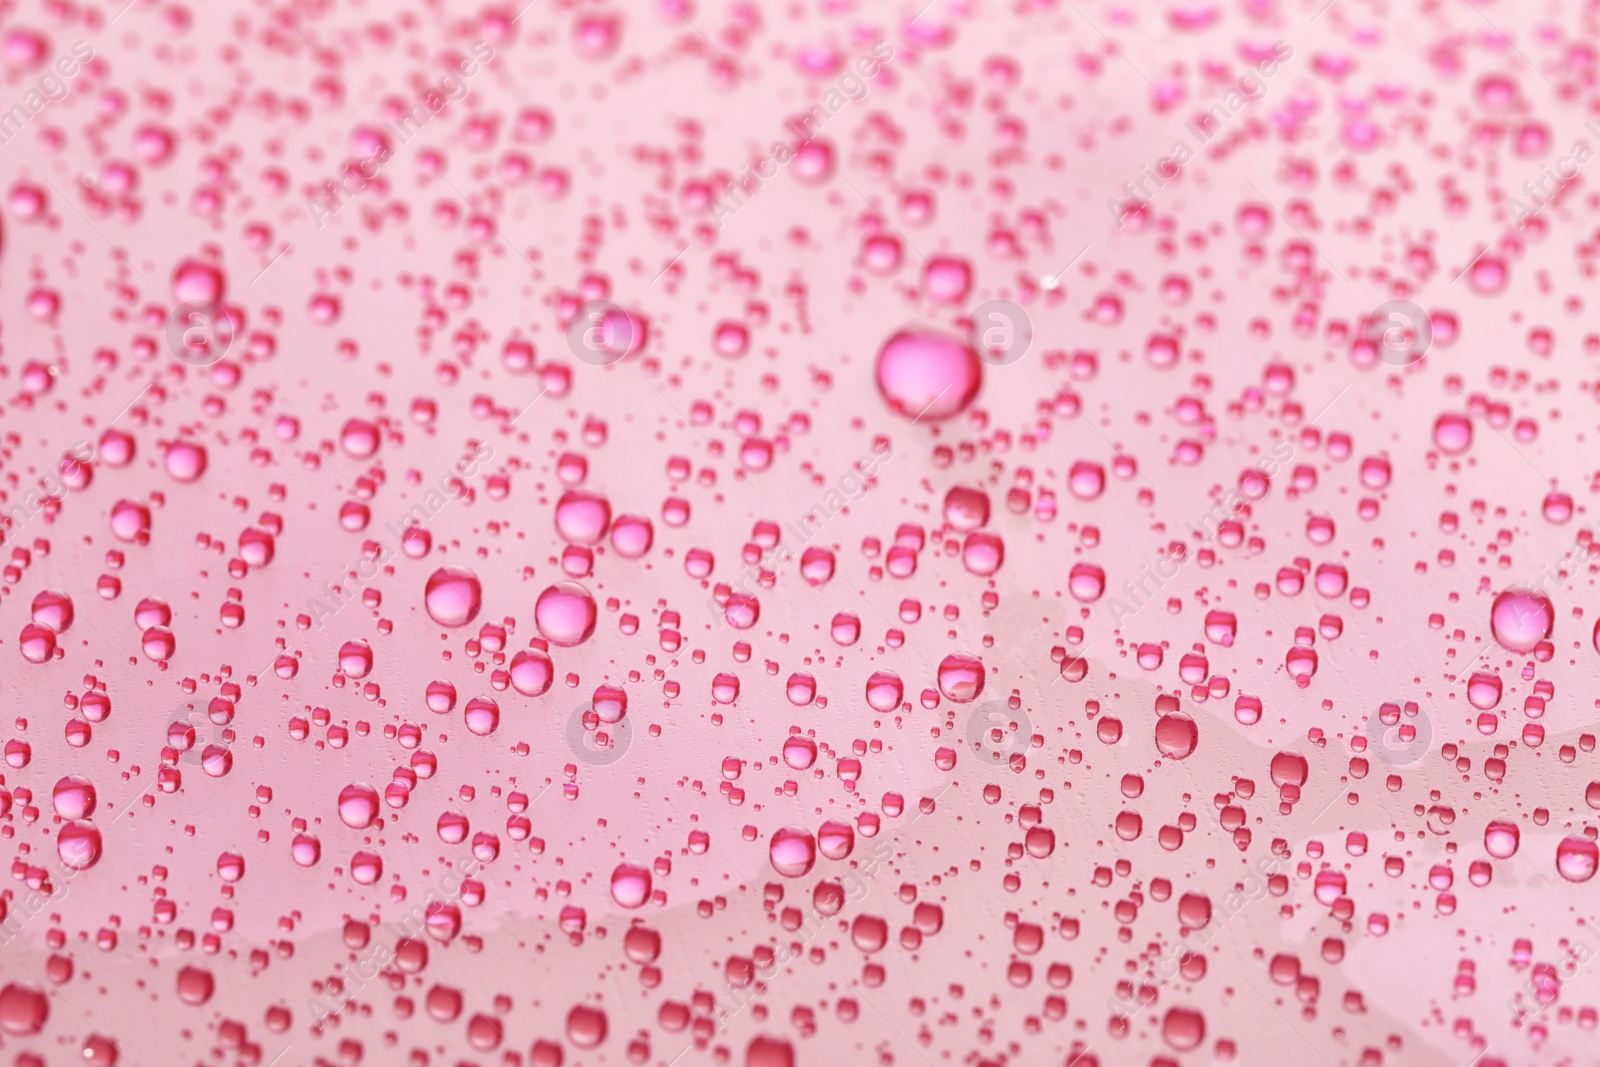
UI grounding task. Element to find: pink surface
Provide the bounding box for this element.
[0,1,1597,1066]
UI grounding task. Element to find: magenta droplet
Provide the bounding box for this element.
[566,1004,608,1048]
[18,623,56,664]
[768,827,817,877]
[746,1035,796,1067]
[0,983,49,1035]
[1162,1006,1206,1051]
[57,820,102,870]
[339,640,374,678]
[52,775,96,819]
[936,652,985,703]
[534,581,597,646]
[1556,836,1598,883]
[1489,588,1553,653]
[424,567,482,628]
[175,965,215,1006]
[555,489,612,544]
[874,329,983,421]
[509,648,555,696]
[338,783,380,829]
[1155,713,1198,760]
[164,439,207,482]
[463,697,500,736]
[610,863,652,908]
[1433,412,1473,454]
[31,590,74,632]
[1484,820,1520,859]
[172,258,225,304]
